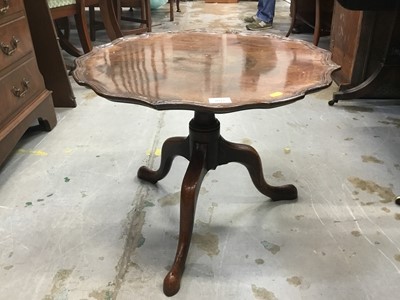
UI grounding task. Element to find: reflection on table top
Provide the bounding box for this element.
[73,31,339,113]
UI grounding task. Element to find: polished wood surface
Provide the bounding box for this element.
[73,31,338,113]
[73,31,338,296]
[1,0,56,167]
[25,0,77,107]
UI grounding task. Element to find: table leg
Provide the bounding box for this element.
[138,136,190,183]
[163,144,208,296]
[217,137,297,201]
[137,111,297,296]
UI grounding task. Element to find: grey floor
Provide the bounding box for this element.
[1,1,400,299]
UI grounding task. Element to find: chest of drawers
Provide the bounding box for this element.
[0,0,57,167]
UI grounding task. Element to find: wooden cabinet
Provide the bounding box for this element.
[0,0,57,166]
[329,0,400,104]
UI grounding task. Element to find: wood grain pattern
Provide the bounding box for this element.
[73,31,339,113]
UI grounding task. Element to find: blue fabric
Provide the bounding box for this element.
[256,0,276,23]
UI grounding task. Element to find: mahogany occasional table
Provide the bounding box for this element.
[73,31,338,296]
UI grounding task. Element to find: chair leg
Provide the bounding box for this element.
[55,19,83,57]
[169,0,174,21]
[286,0,296,37]
[98,0,123,41]
[313,0,321,46]
[144,0,152,31]
[89,6,97,41]
[75,0,93,53]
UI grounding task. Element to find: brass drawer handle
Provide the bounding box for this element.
[12,78,30,98]
[1,36,19,56]
[0,0,10,14]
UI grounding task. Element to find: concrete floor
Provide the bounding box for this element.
[1,1,400,299]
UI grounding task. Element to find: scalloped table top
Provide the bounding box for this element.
[73,31,339,113]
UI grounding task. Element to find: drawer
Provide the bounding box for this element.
[0,15,33,70]
[0,0,24,22]
[0,57,46,125]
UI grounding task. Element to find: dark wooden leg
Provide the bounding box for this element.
[169,0,174,21]
[75,0,93,53]
[217,137,297,201]
[286,0,297,37]
[163,145,208,297]
[98,0,123,41]
[137,112,296,296]
[313,0,321,46]
[55,21,83,57]
[138,137,190,184]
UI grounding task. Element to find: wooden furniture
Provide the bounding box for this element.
[88,0,149,41]
[47,0,92,56]
[73,31,338,296]
[329,0,400,105]
[119,0,178,23]
[286,0,334,46]
[86,0,124,41]
[25,0,77,108]
[0,0,57,167]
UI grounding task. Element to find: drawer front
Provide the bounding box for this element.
[0,16,33,70]
[0,0,24,21]
[0,57,46,125]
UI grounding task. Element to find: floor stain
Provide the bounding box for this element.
[360,201,375,206]
[361,155,384,164]
[395,213,400,221]
[295,215,305,220]
[379,117,400,128]
[242,138,253,145]
[261,240,280,255]
[255,258,265,265]
[4,265,13,270]
[137,233,146,248]
[88,289,113,300]
[200,187,208,195]
[343,106,374,113]
[158,192,180,207]
[251,284,278,300]
[272,171,284,179]
[344,137,354,141]
[381,207,391,213]
[287,276,302,287]
[192,232,220,256]
[143,200,155,208]
[84,90,98,100]
[351,230,361,237]
[348,177,396,203]
[43,268,74,300]
[395,254,400,262]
